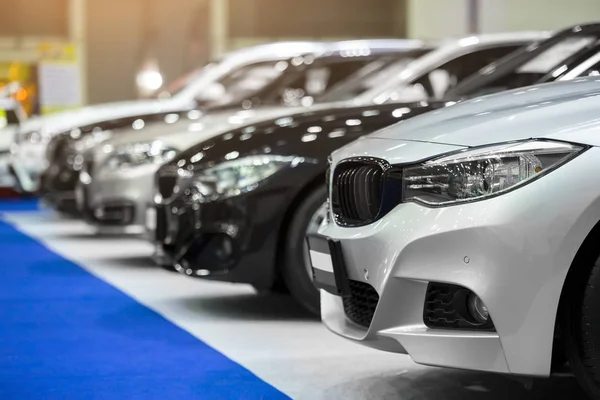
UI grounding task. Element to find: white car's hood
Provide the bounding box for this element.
[19,98,193,136]
[371,78,600,147]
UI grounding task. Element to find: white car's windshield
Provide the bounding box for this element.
[316,57,420,103]
[200,60,288,106]
[153,68,206,99]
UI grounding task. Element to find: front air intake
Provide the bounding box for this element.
[342,280,379,328]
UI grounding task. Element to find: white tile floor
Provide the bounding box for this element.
[5,211,586,399]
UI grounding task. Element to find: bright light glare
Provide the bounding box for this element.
[137,69,163,91]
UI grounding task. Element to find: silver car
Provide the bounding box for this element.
[310,76,600,398]
[79,32,547,235]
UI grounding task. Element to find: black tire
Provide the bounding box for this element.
[561,254,600,399]
[280,185,327,315]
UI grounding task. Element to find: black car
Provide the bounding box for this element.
[39,45,429,215]
[151,23,600,314]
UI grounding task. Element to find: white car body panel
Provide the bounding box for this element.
[318,77,600,377]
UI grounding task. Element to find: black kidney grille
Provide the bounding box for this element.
[332,162,385,226]
[342,280,379,328]
[157,167,178,199]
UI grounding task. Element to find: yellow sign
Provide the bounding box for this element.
[38,43,78,63]
[0,62,36,116]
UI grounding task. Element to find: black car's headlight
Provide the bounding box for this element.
[402,140,585,206]
[182,154,307,203]
[101,141,178,172]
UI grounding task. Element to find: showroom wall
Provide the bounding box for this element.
[86,0,407,104]
[485,0,600,32]
[227,0,406,49]
[85,0,209,104]
[407,0,600,38]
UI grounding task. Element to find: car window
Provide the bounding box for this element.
[316,49,432,103]
[559,51,600,79]
[374,45,522,103]
[575,57,600,77]
[449,36,600,99]
[269,58,383,107]
[198,60,287,106]
[155,68,205,98]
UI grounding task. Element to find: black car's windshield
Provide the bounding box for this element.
[316,49,431,103]
[368,44,524,104]
[448,34,600,99]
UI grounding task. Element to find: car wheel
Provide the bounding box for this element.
[562,254,600,399]
[281,185,327,315]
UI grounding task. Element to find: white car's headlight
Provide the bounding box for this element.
[183,154,308,203]
[403,140,585,206]
[102,141,178,171]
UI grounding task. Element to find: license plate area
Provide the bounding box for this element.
[146,204,167,243]
[307,234,350,296]
[145,206,157,231]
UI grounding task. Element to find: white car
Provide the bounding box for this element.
[10,41,364,183]
[77,32,546,234]
[310,76,600,398]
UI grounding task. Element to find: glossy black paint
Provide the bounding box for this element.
[154,101,444,288]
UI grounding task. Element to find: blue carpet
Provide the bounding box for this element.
[0,213,287,399]
[0,198,40,212]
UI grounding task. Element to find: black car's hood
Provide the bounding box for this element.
[166,100,449,171]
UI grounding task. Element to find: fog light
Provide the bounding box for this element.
[467,293,489,324]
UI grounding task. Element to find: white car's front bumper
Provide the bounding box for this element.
[10,142,47,191]
[315,140,600,377]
